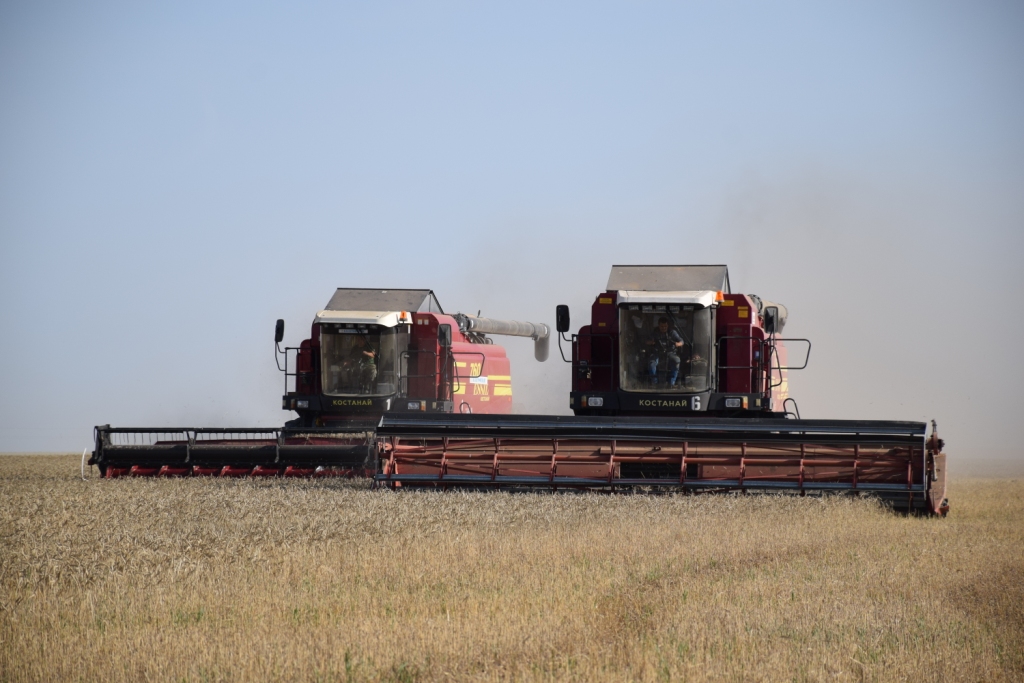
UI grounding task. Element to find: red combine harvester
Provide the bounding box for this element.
[89,289,549,478]
[90,268,948,515]
[374,266,948,515]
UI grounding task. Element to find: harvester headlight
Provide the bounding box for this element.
[407,401,421,410]
[297,400,309,409]
[588,396,604,407]
[724,397,748,409]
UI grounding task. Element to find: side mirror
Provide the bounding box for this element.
[763,306,778,334]
[275,319,285,344]
[555,305,570,333]
[437,323,452,348]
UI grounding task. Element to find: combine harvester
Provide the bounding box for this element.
[90,267,948,515]
[374,265,949,515]
[89,288,550,478]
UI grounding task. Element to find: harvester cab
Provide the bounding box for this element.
[557,265,809,418]
[277,288,549,428]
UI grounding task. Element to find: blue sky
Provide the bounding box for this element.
[1,1,1022,472]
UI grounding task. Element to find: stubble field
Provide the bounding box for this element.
[0,455,1021,682]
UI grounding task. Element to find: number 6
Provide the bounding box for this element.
[692,396,701,411]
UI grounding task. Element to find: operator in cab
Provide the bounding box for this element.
[342,334,378,392]
[646,316,685,387]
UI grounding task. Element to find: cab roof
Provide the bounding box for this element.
[607,265,731,293]
[324,288,444,314]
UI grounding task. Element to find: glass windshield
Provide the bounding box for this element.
[321,327,403,396]
[619,305,712,392]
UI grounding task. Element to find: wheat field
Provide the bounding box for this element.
[0,455,1021,682]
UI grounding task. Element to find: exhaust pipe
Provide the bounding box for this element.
[454,314,550,361]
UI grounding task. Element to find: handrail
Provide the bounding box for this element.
[772,337,812,370]
[278,346,303,394]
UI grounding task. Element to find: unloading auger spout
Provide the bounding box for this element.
[453,313,550,361]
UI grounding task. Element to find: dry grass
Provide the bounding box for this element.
[1,455,1022,682]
